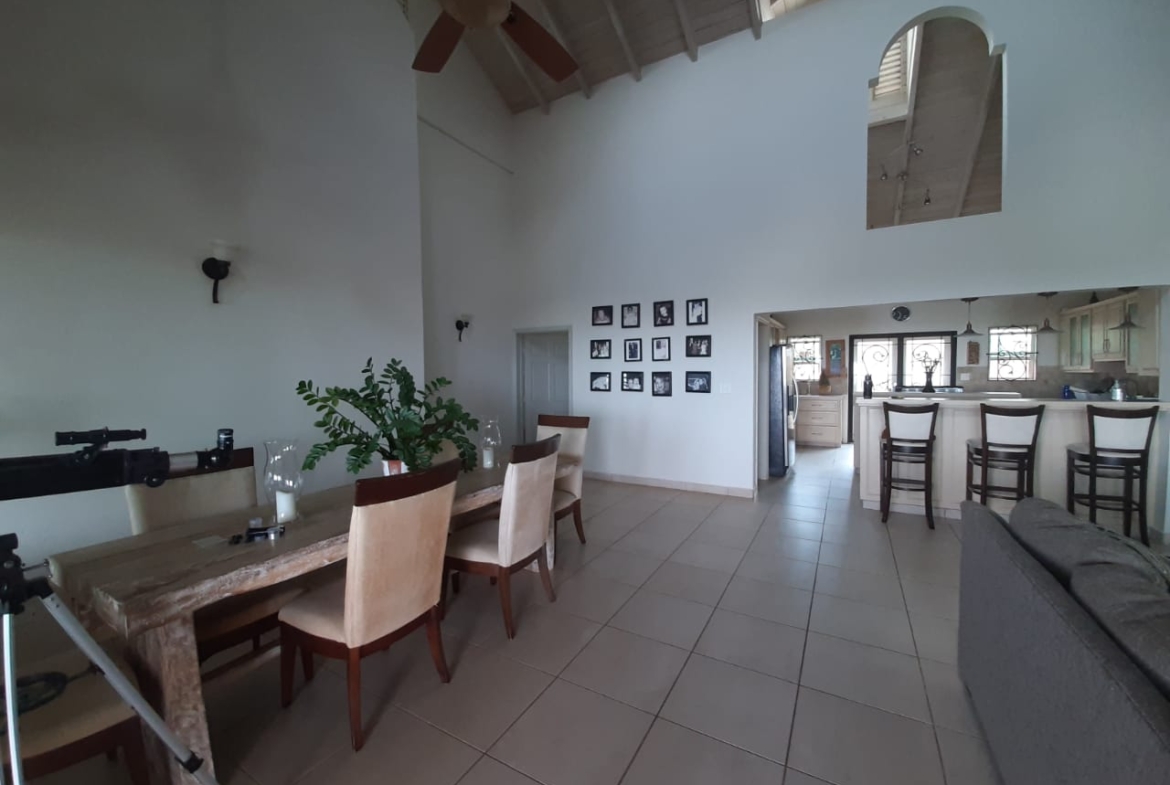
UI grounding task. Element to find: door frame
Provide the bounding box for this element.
[514,326,573,444]
[753,314,786,492]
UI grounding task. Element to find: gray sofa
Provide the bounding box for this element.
[959,499,1170,785]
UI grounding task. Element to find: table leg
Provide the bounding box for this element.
[126,614,215,785]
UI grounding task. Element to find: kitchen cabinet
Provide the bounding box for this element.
[1062,308,1092,371]
[1090,300,1127,361]
[796,395,846,446]
[1125,289,1161,375]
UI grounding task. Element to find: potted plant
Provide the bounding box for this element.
[296,358,480,475]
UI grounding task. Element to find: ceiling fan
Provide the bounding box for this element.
[412,0,578,82]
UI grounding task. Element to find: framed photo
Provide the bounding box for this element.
[590,339,612,359]
[592,305,613,326]
[686,298,709,326]
[652,300,674,327]
[624,338,642,362]
[825,339,846,377]
[652,372,672,397]
[651,337,671,362]
[685,371,711,394]
[621,303,641,328]
[685,335,712,358]
[621,371,644,392]
[590,372,611,392]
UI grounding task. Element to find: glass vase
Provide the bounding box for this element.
[264,439,304,523]
[480,418,502,470]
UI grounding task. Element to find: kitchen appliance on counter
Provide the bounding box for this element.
[768,345,797,477]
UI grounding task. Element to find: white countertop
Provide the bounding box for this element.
[855,397,1167,409]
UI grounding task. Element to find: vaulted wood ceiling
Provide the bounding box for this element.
[424,0,816,114]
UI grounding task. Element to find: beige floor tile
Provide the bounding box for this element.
[899,560,962,588]
[668,540,747,573]
[622,719,788,785]
[822,507,884,527]
[902,578,960,621]
[782,770,832,785]
[788,688,945,785]
[812,564,905,610]
[910,613,959,664]
[608,589,714,649]
[582,549,664,587]
[808,594,916,655]
[799,632,931,722]
[704,501,771,528]
[560,626,689,712]
[479,605,602,674]
[489,680,653,785]
[694,608,806,683]
[660,654,797,763]
[817,541,899,577]
[769,501,827,521]
[610,528,689,559]
[550,542,607,580]
[749,532,821,564]
[300,706,480,785]
[762,519,825,541]
[718,575,813,629]
[539,571,637,624]
[735,551,817,590]
[935,727,1004,785]
[822,520,890,547]
[460,757,541,785]
[920,658,984,737]
[688,519,761,549]
[395,648,553,750]
[642,561,732,606]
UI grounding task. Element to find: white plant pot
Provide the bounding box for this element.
[381,459,408,476]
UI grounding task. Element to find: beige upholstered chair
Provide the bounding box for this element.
[278,460,461,751]
[443,435,561,638]
[124,447,303,662]
[536,415,590,544]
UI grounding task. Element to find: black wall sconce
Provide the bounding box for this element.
[455,316,471,341]
[201,242,235,304]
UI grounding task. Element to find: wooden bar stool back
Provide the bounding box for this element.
[536,415,591,544]
[880,402,941,529]
[965,404,1046,505]
[1066,405,1159,545]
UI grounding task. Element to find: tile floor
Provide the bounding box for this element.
[47,446,1003,785]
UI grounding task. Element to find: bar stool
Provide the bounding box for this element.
[965,404,1046,504]
[1066,405,1159,545]
[880,402,940,529]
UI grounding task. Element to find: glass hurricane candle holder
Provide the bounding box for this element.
[264,439,304,523]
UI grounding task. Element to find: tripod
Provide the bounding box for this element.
[1,536,219,785]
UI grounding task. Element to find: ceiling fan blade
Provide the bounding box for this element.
[502,3,578,82]
[412,10,465,73]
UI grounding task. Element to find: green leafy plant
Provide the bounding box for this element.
[297,358,480,475]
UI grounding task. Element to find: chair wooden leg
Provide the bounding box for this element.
[537,545,556,602]
[572,500,586,544]
[346,649,364,751]
[1066,454,1075,513]
[301,645,315,682]
[979,455,989,506]
[439,568,450,620]
[924,449,936,530]
[965,453,974,502]
[1088,463,1098,524]
[253,634,262,652]
[1138,467,1150,546]
[280,626,295,708]
[425,606,451,683]
[106,748,118,762]
[121,722,151,785]
[490,576,498,586]
[880,447,891,523]
[497,567,516,639]
[452,572,461,594]
[1123,466,1134,539]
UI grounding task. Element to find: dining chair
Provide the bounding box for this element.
[880,402,941,529]
[442,435,561,639]
[277,459,461,751]
[536,415,590,544]
[124,446,304,663]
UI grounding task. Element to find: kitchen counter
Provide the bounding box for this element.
[854,398,1170,533]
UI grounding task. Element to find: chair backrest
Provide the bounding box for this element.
[497,435,561,567]
[125,447,256,534]
[1088,405,1159,455]
[343,459,460,648]
[434,438,461,465]
[982,404,1045,449]
[882,402,940,442]
[536,415,589,498]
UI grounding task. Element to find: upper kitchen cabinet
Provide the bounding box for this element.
[1124,289,1161,375]
[1062,307,1093,371]
[1090,300,1127,362]
[1061,290,1161,374]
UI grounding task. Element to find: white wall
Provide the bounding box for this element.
[0,0,425,561]
[509,0,1170,494]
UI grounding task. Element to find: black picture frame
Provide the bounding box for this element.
[621,303,641,328]
[590,339,612,360]
[685,335,712,358]
[621,371,644,392]
[685,371,711,393]
[651,337,671,362]
[652,372,672,397]
[624,338,643,362]
[590,372,611,392]
[592,305,614,326]
[652,300,674,327]
[686,298,709,326]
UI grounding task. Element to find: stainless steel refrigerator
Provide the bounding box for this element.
[768,345,798,477]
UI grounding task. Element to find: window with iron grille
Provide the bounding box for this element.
[988,326,1038,381]
[790,335,822,382]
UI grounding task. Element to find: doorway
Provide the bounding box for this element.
[516,330,571,443]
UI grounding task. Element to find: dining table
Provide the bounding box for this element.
[47,458,578,785]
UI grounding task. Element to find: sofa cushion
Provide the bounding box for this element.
[1004,498,1157,585]
[1071,563,1170,700]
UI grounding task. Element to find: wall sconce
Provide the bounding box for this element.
[455,315,471,341]
[202,241,235,304]
[923,189,932,206]
[879,165,888,181]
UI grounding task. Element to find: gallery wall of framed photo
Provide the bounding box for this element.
[590,298,713,397]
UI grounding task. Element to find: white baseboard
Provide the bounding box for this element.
[585,470,754,499]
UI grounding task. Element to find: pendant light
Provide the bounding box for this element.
[959,297,981,337]
[1037,292,1059,334]
[1112,287,1140,331]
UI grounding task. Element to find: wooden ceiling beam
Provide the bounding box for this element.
[672,0,699,62]
[747,0,763,40]
[531,0,592,98]
[602,0,642,82]
[953,54,1001,218]
[496,29,549,115]
[892,24,923,226]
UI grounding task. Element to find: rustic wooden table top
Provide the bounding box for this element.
[49,459,578,639]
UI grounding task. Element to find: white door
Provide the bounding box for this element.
[517,331,571,442]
